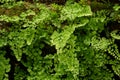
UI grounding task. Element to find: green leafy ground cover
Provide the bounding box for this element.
[0,0,120,80]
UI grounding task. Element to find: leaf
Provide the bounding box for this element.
[111,30,120,40]
[51,25,75,50]
[112,64,120,76]
[61,3,92,21]
[0,53,10,80]
[113,4,120,11]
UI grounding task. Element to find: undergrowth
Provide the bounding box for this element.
[0,0,120,80]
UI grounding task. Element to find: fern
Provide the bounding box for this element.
[60,3,92,21]
[111,30,120,40]
[0,0,120,80]
[0,51,10,80]
[54,35,79,80]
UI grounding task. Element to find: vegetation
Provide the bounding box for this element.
[0,0,120,80]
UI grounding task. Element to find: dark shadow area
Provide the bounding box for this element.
[41,43,57,57]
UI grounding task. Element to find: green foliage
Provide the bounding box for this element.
[14,66,28,80]
[0,0,15,3]
[74,12,114,79]
[111,30,120,40]
[60,3,92,21]
[0,0,120,80]
[54,35,79,80]
[0,51,10,80]
[110,4,120,22]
